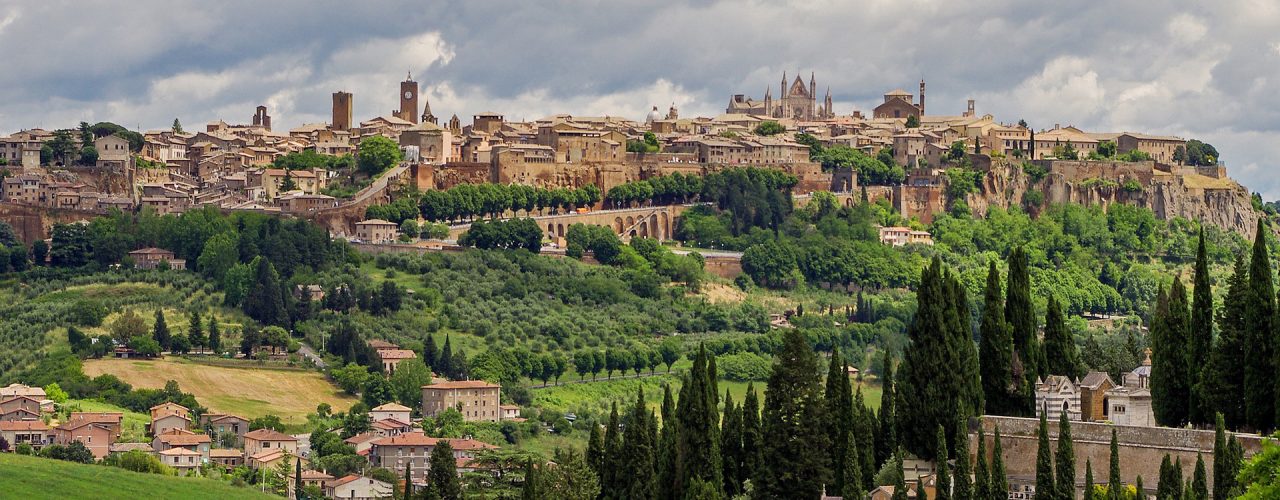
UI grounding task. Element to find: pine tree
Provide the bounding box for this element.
[979,261,1016,416]
[721,390,743,497]
[657,385,679,500]
[990,427,1008,500]
[1043,296,1081,378]
[1212,414,1241,500]
[602,402,624,496]
[952,419,972,500]
[153,309,171,351]
[1034,411,1056,500]
[623,389,657,500]
[1107,430,1122,500]
[1084,460,1095,500]
[427,441,460,500]
[1055,412,1075,500]
[586,421,605,480]
[974,427,990,500]
[843,430,865,500]
[1153,277,1192,427]
[205,315,221,354]
[756,329,829,499]
[1190,454,1207,500]
[677,346,721,497]
[853,388,877,490]
[877,349,897,467]
[424,335,438,371]
[900,259,980,459]
[1204,257,1247,429]
[740,383,763,490]
[825,347,854,494]
[1244,220,1275,431]
[1007,246,1043,398]
[188,310,205,354]
[1189,229,1214,426]
[935,426,951,500]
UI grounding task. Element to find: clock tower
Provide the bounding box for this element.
[399,72,419,124]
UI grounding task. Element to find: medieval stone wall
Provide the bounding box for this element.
[973,416,1263,493]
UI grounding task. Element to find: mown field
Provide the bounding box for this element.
[0,453,274,500]
[83,357,355,422]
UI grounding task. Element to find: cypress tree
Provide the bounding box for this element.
[1007,246,1043,400]
[974,427,990,500]
[297,456,305,500]
[1244,220,1275,431]
[952,419,972,500]
[1162,457,1183,500]
[188,310,204,354]
[825,347,854,495]
[1034,411,1056,500]
[1055,412,1075,500]
[657,385,679,500]
[1107,430,1122,500]
[521,459,539,500]
[877,349,897,467]
[1043,296,1081,378]
[935,426,951,500]
[603,402,624,496]
[401,461,412,500]
[990,427,1008,500]
[720,390,743,497]
[438,335,454,380]
[1190,454,1207,500]
[1189,229,1214,426]
[842,431,864,500]
[1084,460,1095,500]
[423,334,438,371]
[586,421,605,481]
[891,449,909,500]
[1153,277,1192,427]
[917,475,930,500]
[740,383,763,489]
[623,389,657,500]
[900,259,978,458]
[1204,256,1248,429]
[756,328,829,499]
[206,315,221,354]
[1212,413,1241,500]
[853,387,877,490]
[979,261,1016,416]
[1135,476,1144,500]
[153,309,171,351]
[677,346,721,497]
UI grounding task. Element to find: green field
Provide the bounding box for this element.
[0,453,274,500]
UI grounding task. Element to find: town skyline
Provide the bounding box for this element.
[1,1,1278,196]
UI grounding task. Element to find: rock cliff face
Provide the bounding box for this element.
[967,159,1260,237]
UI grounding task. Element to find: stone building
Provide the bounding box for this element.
[1105,349,1156,427]
[726,72,833,120]
[421,380,501,422]
[354,219,399,244]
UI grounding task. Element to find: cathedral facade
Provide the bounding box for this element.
[726,72,834,120]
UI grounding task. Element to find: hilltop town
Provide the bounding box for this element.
[0,72,1257,245]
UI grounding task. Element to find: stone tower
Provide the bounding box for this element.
[331,91,353,131]
[918,79,926,116]
[251,105,271,131]
[421,89,437,125]
[399,72,419,124]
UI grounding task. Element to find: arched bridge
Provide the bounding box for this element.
[447,205,690,242]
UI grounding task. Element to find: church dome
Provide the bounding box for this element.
[645,106,661,124]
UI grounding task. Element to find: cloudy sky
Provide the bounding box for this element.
[3,1,1279,196]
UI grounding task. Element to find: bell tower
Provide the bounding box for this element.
[399,72,419,124]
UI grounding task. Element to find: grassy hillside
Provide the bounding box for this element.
[84,357,355,422]
[0,453,273,500]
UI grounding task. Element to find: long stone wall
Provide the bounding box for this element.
[972,416,1263,494]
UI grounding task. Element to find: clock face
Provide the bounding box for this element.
[404,91,414,99]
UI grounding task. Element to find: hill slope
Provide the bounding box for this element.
[0,453,274,500]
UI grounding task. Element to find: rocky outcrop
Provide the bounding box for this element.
[967,159,1260,237]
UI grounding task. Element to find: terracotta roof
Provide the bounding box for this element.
[329,474,367,488]
[371,418,412,430]
[423,380,500,390]
[378,349,416,360]
[250,449,287,462]
[344,432,382,445]
[372,402,411,412]
[210,449,243,458]
[355,219,397,226]
[66,412,123,425]
[446,438,499,451]
[295,469,334,480]
[206,414,249,423]
[0,420,48,431]
[1080,371,1113,389]
[371,433,439,447]
[129,247,175,255]
[158,433,211,446]
[244,428,297,441]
